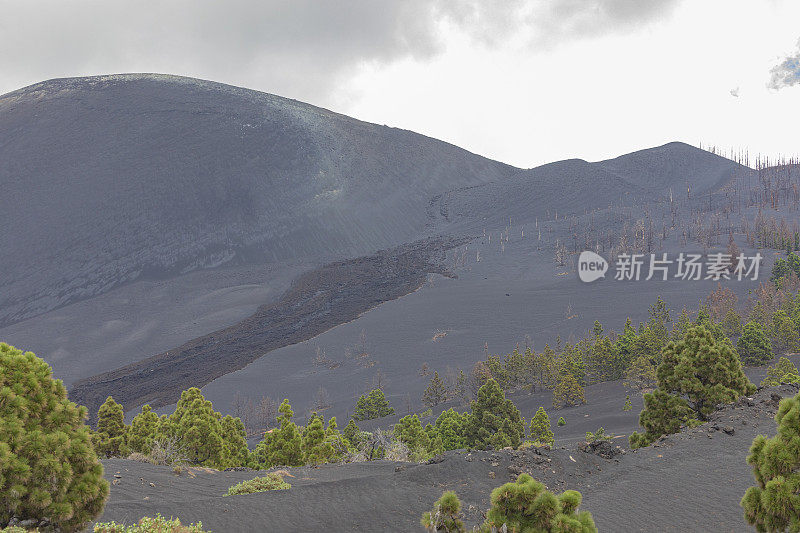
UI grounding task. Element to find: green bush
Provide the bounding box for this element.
[224,473,291,496]
[529,407,554,446]
[463,379,524,450]
[737,321,773,366]
[558,417,566,426]
[760,357,800,387]
[95,396,129,458]
[623,395,632,411]
[421,491,465,532]
[585,427,612,442]
[93,514,207,532]
[741,391,800,531]
[552,372,586,408]
[353,389,394,421]
[251,400,304,468]
[630,326,754,447]
[481,473,596,532]
[0,343,109,531]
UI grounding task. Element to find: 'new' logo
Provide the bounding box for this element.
[578,251,608,283]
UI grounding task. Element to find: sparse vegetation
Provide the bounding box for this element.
[93,514,207,532]
[224,473,291,496]
[585,427,612,442]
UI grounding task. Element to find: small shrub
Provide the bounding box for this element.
[93,514,207,532]
[419,408,433,418]
[224,473,291,496]
[760,356,800,387]
[585,427,612,442]
[558,417,566,426]
[421,491,465,532]
[623,395,632,411]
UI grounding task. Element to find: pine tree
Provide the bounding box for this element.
[252,399,304,468]
[323,416,348,461]
[342,419,361,448]
[558,416,566,426]
[624,355,657,391]
[394,414,432,458]
[95,396,129,457]
[421,491,465,532]
[760,356,800,387]
[769,310,800,354]
[128,404,159,455]
[353,389,395,421]
[482,474,596,532]
[431,408,467,451]
[463,379,524,450]
[737,321,773,365]
[592,320,603,337]
[630,326,754,448]
[658,325,754,419]
[529,407,554,446]
[422,371,448,408]
[623,395,632,411]
[220,415,249,468]
[741,390,800,531]
[161,387,225,467]
[0,343,109,530]
[552,372,586,408]
[302,416,334,465]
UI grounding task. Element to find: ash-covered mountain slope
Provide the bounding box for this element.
[429,142,751,233]
[0,74,516,326]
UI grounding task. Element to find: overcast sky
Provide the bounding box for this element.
[1,0,798,168]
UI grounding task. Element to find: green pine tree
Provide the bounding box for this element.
[741,390,800,531]
[252,399,304,468]
[552,372,586,408]
[760,356,800,387]
[342,419,361,448]
[160,387,225,467]
[353,389,395,421]
[128,404,159,455]
[302,416,334,465]
[0,343,109,530]
[95,396,129,457]
[431,408,467,451]
[623,395,632,411]
[220,415,249,468]
[421,491,465,532]
[463,379,525,450]
[737,321,773,365]
[529,407,554,446]
[630,325,754,448]
[482,474,596,532]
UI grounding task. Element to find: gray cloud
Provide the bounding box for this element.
[0,0,682,103]
[768,39,800,90]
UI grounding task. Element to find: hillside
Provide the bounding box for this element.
[0,74,515,326]
[92,382,800,532]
